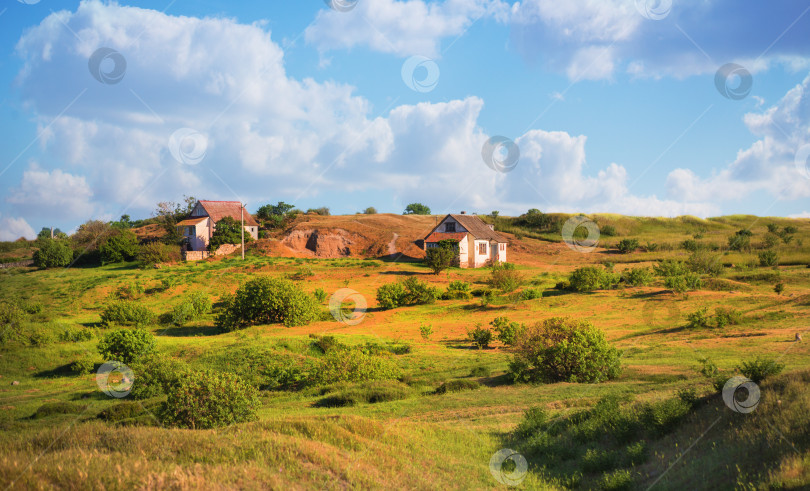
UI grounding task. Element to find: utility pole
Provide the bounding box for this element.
[241,203,245,260]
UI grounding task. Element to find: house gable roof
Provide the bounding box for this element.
[192,200,259,227]
[176,217,208,227]
[424,232,468,243]
[425,214,507,242]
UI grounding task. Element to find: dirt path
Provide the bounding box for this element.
[388,233,398,254]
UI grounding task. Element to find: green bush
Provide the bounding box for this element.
[616,238,639,254]
[169,292,212,326]
[600,224,618,237]
[520,287,543,300]
[508,317,621,383]
[467,325,493,349]
[641,398,691,436]
[758,249,778,267]
[643,241,659,252]
[600,469,634,491]
[128,355,190,400]
[664,273,702,293]
[33,239,73,268]
[687,250,724,276]
[97,328,156,364]
[714,307,742,328]
[215,277,320,330]
[728,229,752,251]
[375,277,438,309]
[441,280,472,300]
[70,355,96,375]
[489,262,523,293]
[654,259,688,277]
[96,401,154,425]
[515,406,548,438]
[316,380,411,407]
[686,307,711,329]
[100,301,156,327]
[568,266,619,292]
[622,267,653,287]
[419,324,433,340]
[31,402,85,419]
[312,348,400,385]
[425,240,458,274]
[138,242,170,267]
[163,369,260,429]
[491,316,525,346]
[99,230,140,264]
[469,365,491,377]
[434,379,480,394]
[737,357,784,383]
[313,288,327,303]
[310,334,345,354]
[208,216,253,252]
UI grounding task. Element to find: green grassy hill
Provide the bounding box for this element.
[1,214,808,489]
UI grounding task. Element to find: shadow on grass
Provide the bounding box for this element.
[157,324,221,337]
[34,363,75,379]
[478,373,512,388]
[628,290,673,299]
[377,253,422,263]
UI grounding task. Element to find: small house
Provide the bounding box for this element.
[176,200,259,252]
[423,213,507,268]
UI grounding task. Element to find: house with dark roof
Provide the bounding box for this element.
[176,200,259,251]
[423,213,507,268]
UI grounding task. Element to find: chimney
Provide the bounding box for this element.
[460,211,466,214]
[488,224,494,230]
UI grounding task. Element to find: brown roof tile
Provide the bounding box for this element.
[192,200,259,227]
[424,232,468,243]
[425,214,507,242]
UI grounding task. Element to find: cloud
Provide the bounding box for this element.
[511,0,810,80]
[788,211,810,218]
[0,214,36,241]
[10,0,727,226]
[6,164,95,219]
[305,0,510,58]
[666,74,810,204]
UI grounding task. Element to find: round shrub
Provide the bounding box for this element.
[313,348,400,385]
[128,354,190,400]
[163,369,260,429]
[100,301,156,327]
[434,379,481,394]
[33,239,73,268]
[568,266,619,292]
[508,317,621,383]
[216,277,320,330]
[99,230,140,264]
[169,292,212,326]
[97,328,156,364]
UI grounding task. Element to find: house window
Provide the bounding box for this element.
[445,222,456,232]
[185,226,194,236]
[500,244,505,251]
[479,243,487,254]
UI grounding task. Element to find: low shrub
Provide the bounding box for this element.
[99,230,140,264]
[664,273,702,293]
[737,357,784,383]
[714,307,742,328]
[489,262,523,293]
[616,238,639,254]
[97,328,156,364]
[310,334,345,354]
[434,379,480,394]
[96,401,154,425]
[31,402,85,419]
[520,287,543,300]
[312,348,401,385]
[643,241,659,252]
[313,288,327,303]
[33,239,73,268]
[138,242,171,267]
[653,260,688,277]
[316,380,411,407]
[758,249,778,267]
[376,276,438,309]
[419,324,433,340]
[687,250,724,276]
[622,267,653,287]
[686,307,711,329]
[441,280,472,300]
[467,325,493,349]
[71,355,96,375]
[569,266,619,292]
[469,365,491,377]
[100,301,156,327]
[128,355,190,400]
[509,317,621,383]
[169,292,212,326]
[600,469,634,491]
[163,369,261,429]
[215,277,320,330]
[491,316,525,346]
[641,398,691,436]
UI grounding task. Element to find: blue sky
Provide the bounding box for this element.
[1,0,810,238]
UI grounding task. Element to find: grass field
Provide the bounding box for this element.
[1,214,809,490]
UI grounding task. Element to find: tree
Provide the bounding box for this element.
[208,216,252,252]
[403,203,431,215]
[256,201,295,220]
[153,195,196,244]
[111,215,132,229]
[33,238,73,268]
[363,207,377,215]
[37,227,66,241]
[490,211,499,219]
[728,229,752,251]
[424,239,458,274]
[99,230,140,264]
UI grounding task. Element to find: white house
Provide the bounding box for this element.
[176,200,259,251]
[423,213,507,268]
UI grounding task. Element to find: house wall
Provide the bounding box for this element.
[190,202,207,217]
[472,239,490,268]
[440,216,467,234]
